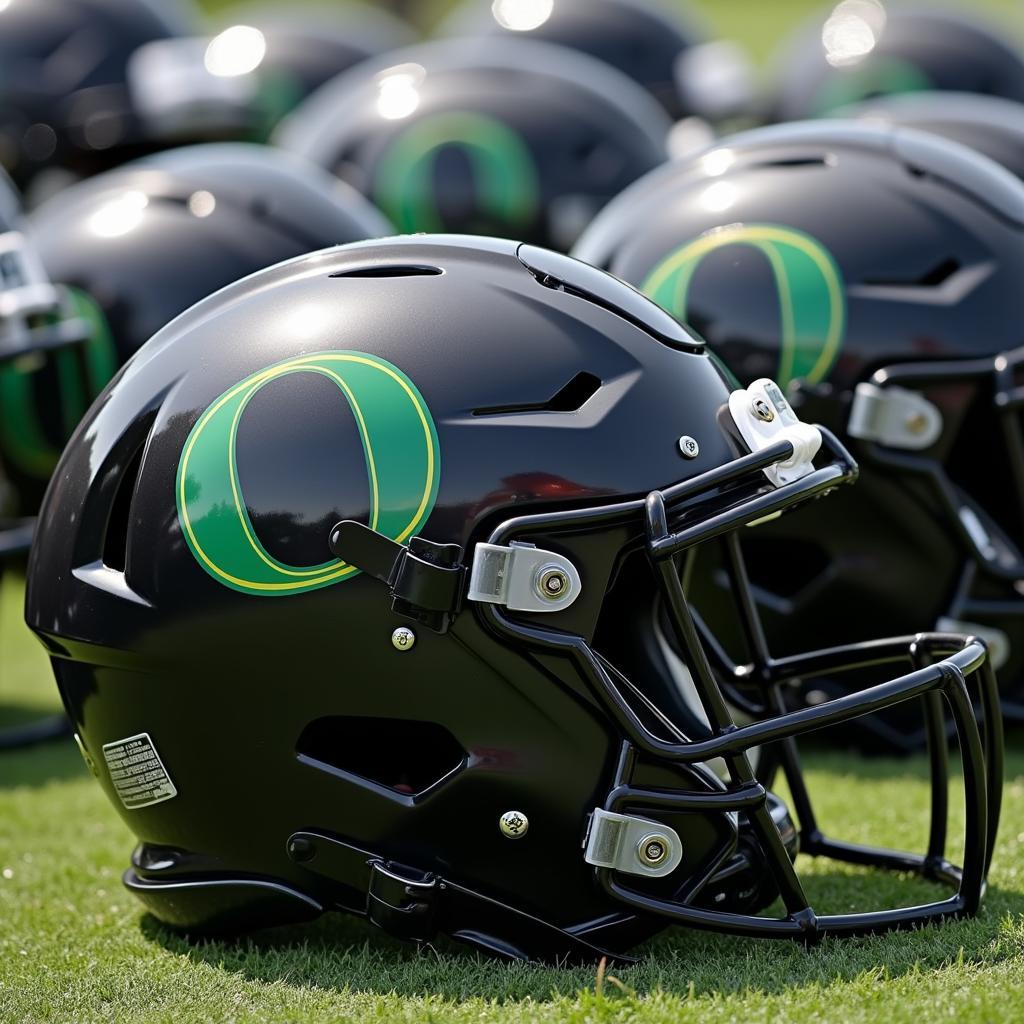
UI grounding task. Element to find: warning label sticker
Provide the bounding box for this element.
[101,733,178,810]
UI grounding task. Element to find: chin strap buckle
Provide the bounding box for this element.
[328,520,465,633]
[286,829,635,963]
[366,861,438,942]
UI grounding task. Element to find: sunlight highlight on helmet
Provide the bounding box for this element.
[88,191,148,238]
[822,0,887,67]
[700,181,737,212]
[491,0,554,32]
[204,25,266,78]
[376,64,425,120]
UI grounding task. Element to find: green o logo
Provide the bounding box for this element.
[373,111,539,232]
[176,351,440,597]
[642,224,847,388]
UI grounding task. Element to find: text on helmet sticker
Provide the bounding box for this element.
[102,733,177,810]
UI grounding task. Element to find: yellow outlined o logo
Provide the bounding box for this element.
[176,351,440,596]
[642,224,847,388]
[373,111,540,233]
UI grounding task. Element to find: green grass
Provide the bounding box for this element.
[2,569,1024,1023]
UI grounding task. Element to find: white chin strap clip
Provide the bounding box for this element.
[728,378,822,488]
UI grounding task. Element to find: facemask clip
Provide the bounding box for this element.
[728,378,822,487]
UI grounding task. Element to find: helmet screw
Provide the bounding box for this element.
[751,397,775,422]
[905,412,929,435]
[287,837,315,863]
[391,626,416,651]
[535,565,569,601]
[678,435,700,459]
[637,832,671,867]
[499,810,529,839]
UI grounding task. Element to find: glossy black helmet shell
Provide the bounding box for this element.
[274,38,671,251]
[127,2,417,145]
[836,91,1024,181]
[219,1,415,108]
[0,0,200,191]
[768,6,1024,123]
[29,142,393,366]
[439,0,734,121]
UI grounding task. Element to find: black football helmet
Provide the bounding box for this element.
[125,2,415,144]
[4,143,390,512]
[768,5,1024,123]
[439,0,753,123]
[836,92,1024,181]
[26,235,1001,961]
[0,0,200,194]
[274,39,670,251]
[575,121,1024,746]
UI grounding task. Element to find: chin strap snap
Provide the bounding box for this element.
[328,520,466,633]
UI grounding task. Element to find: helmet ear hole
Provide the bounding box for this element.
[296,716,468,797]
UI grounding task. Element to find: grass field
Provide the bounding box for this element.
[3,0,1024,1021]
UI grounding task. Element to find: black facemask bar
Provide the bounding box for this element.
[476,427,1003,943]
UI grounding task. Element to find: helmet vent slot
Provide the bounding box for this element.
[472,371,601,416]
[329,265,443,279]
[296,716,467,797]
[752,156,829,168]
[102,440,146,574]
[861,258,960,287]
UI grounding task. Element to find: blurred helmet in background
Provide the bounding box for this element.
[7,143,391,512]
[439,0,754,123]
[126,2,416,146]
[0,0,201,197]
[768,5,1024,123]
[835,91,1024,181]
[274,38,671,252]
[0,163,92,536]
[574,122,1024,746]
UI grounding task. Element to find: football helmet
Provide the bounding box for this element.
[5,143,390,512]
[439,0,753,123]
[274,39,670,251]
[768,5,1024,123]
[574,121,1024,745]
[125,3,415,144]
[0,0,200,194]
[836,92,1024,181]
[26,235,1001,960]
